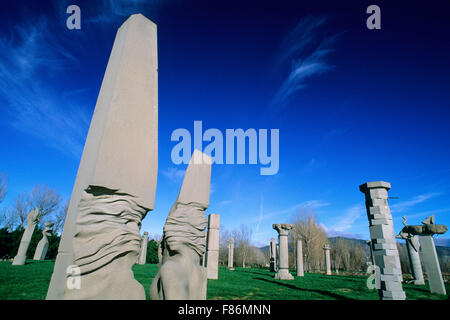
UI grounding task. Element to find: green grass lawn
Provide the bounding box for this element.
[0,260,448,300]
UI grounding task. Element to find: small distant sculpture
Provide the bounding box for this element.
[398,214,447,294]
[138,232,149,265]
[13,208,42,265]
[33,222,54,261]
[323,245,331,275]
[150,150,212,300]
[269,238,277,272]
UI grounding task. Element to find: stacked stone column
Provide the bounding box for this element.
[272,224,294,280]
[360,181,406,300]
[206,214,220,279]
[323,244,331,275]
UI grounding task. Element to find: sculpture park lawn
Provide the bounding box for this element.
[0,261,448,300]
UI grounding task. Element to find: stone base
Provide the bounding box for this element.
[274,269,294,280]
[326,271,332,275]
[228,267,235,271]
[406,279,425,285]
[12,255,26,266]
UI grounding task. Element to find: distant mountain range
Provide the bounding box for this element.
[258,236,450,261]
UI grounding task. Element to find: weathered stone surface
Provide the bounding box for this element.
[396,225,425,285]
[150,150,211,300]
[360,181,405,300]
[33,222,54,261]
[420,235,446,294]
[47,13,158,300]
[273,224,294,280]
[13,208,41,265]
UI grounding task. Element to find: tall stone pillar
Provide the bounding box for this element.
[47,14,159,300]
[13,208,41,265]
[269,238,277,272]
[206,214,220,279]
[227,238,234,270]
[150,150,211,300]
[360,181,406,300]
[33,222,54,261]
[420,236,446,294]
[323,244,331,275]
[296,239,304,277]
[396,230,424,285]
[138,232,149,265]
[273,224,294,280]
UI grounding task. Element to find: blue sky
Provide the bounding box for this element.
[1,0,450,246]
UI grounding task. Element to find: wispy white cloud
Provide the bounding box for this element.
[218,200,232,206]
[161,167,185,184]
[390,192,443,213]
[0,16,89,157]
[271,16,338,109]
[251,199,330,223]
[330,204,364,232]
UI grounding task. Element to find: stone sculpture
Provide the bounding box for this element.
[206,214,220,279]
[272,224,294,280]
[227,238,235,270]
[399,214,447,294]
[47,14,159,300]
[296,239,304,277]
[12,208,41,265]
[33,222,54,261]
[323,244,331,275]
[395,216,424,285]
[360,181,406,300]
[150,150,212,300]
[138,232,149,265]
[269,238,277,272]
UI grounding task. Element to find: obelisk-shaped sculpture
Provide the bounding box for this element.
[150,150,212,300]
[33,222,54,261]
[12,208,41,265]
[138,232,149,265]
[47,13,158,300]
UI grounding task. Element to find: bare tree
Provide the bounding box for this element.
[290,209,328,272]
[50,199,68,234]
[233,224,253,268]
[219,228,231,266]
[29,185,62,221]
[3,184,62,230]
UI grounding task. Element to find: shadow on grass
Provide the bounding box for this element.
[254,277,355,300]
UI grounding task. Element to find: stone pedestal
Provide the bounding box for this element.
[323,244,331,275]
[48,13,159,300]
[269,238,277,272]
[420,236,446,294]
[206,214,220,279]
[360,181,406,300]
[33,222,54,261]
[273,224,294,280]
[138,232,149,265]
[296,239,304,277]
[13,209,41,266]
[227,238,234,270]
